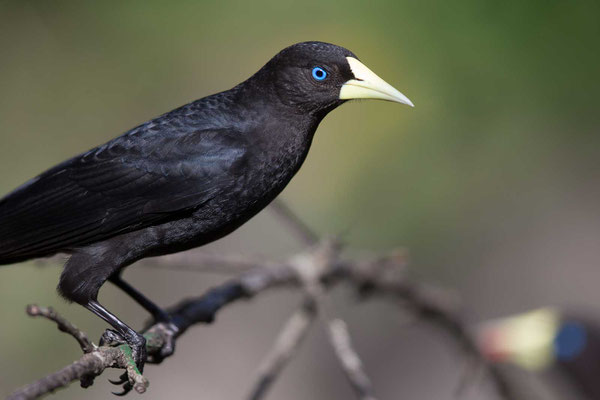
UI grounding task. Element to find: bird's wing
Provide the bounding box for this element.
[0,127,248,261]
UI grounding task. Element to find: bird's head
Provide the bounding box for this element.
[249,41,413,116]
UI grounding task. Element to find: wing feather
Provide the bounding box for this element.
[0,126,247,262]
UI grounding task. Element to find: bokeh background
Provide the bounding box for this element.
[1,1,599,399]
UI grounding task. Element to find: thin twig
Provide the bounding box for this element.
[248,298,317,400]
[8,348,123,400]
[246,240,338,400]
[292,241,379,400]
[26,304,94,353]
[328,319,378,400]
[9,243,516,400]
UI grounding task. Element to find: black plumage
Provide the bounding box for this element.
[0,41,412,382]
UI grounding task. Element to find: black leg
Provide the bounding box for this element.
[84,300,147,368]
[110,275,170,323]
[109,275,179,367]
[85,300,148,395]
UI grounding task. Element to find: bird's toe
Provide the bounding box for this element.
[108,372,129,386]
[100,329,125,347]
[128,333,147,372]
[111,382,133,397]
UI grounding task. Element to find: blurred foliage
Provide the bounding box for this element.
[0,1,599,398]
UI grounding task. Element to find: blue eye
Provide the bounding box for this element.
[312,67,327,81]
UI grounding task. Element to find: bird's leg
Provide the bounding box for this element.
[84,300,147,368]
[109,275,179,364]
[85,300,149,395]
[109,275,171,323]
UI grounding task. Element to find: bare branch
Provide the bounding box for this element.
[8,347,123,400]
[328,319,378,400]
[246,239,338,399]
[248,298,317,400]
[9,241,517,400]
[292,240,379,400]
[26,304,94,354]
[247,239,379,400]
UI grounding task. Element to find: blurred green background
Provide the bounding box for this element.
[1,1,599,399]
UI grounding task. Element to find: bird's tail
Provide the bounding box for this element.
[0,255,31,265]
[0,211,32,265]
[0,193,48,265]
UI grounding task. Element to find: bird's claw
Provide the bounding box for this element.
[129,336,147,373]
[111,382,133,396]
[108,372,129,386]
[99,329,148,395]
[109,371,134,396]
[100,329,123,347]
[99,328,147,368]
[109,367,147,396]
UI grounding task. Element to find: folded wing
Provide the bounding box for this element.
[0,127,247,263]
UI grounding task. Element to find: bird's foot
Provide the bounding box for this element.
[99,329,125,347]
[100,329,148,395]
[100,328,147,370]
[108,365,148,397]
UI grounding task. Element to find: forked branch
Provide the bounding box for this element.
[8,240,515,400]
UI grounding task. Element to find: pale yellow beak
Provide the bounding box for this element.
[339,57,414,107]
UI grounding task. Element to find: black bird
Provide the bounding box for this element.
[0,41,413,378]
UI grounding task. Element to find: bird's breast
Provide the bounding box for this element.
[243,134,311,203]
[197,119,316,226]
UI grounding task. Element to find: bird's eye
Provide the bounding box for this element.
[311,67,328,81]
